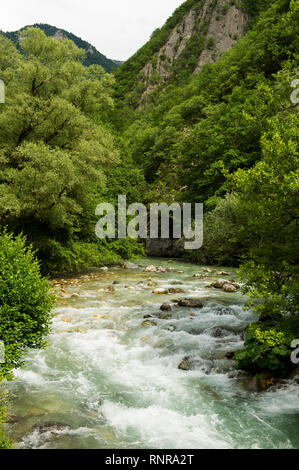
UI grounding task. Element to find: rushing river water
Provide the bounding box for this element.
[6,259,299,449]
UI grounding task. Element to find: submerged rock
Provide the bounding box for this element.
[168,288,185,294]
[159,312,172,320]
[178,356,193,371]
[178,298,203,308]
[222,283,238,293]
[142,320,157,327]
[160,303,172,311]
[144,265,166,273]
[35,422,70,434]
[152,289,168,295]
[122,262,139,269]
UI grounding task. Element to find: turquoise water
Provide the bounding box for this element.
[6,259,299,449]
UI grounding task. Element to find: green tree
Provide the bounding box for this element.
[0,28,119,271]
[0,231,54,379]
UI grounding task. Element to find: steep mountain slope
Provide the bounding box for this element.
[116,0,297,203]
[114,0,267,106]
[3,23,119,72]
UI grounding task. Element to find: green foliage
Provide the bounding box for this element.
[0,231,54,379]
[0,28,124,273]
[234,322,293,375]
[119,0,298,204]
[186,194,249,266]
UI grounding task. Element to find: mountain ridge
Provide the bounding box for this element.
[3,23,121,72]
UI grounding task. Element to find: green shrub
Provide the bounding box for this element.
[0,230,54,379]
[37,238,146,275]
[234,322,293,375]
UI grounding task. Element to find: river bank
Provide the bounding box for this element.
[5,259,299,449]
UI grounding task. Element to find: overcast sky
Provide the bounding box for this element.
[1,0,185,61]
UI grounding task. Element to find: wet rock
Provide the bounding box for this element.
[71,293,80,298]
[193,273,206,278]
[168,288,185,294]
[241,372,278,392]
[178,356,192,371]
[152,289,168,295]
[160,303,172,312]
[159,312,172,320]
[213,279,229,289]
[225,351,236,360]
[289,367,299,382]
[113,281,121,285]
[171,281,183,285]
[222,283,238,293]
[142,320,157,327]
[210,327,231,338]
[143,314,153,319]
[144,265,157,272]
[217,271,230,276]
[147,281,158,287]
[144,265,166,273]
[178,298,203,308]
[122,262,139,269]
[105,286,115,293]
[36,422,70,434]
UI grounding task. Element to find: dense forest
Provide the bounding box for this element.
[0,0,298,449]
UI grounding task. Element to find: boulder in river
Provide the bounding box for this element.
[159,312,172,320]
[142,320,157,327]
[160,303,172,312]
[36,422,70,434]
[168,288,185,294]
[178,356,193,371]
[122,262,139,269]
[210,279,240,292]
[144,265,166,273]
[222,283,238,293]
[178,298,203,308]
[152,289,168,295]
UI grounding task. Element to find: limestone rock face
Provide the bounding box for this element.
[139,0,247,103]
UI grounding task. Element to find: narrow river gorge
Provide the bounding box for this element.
[6,259,299,449]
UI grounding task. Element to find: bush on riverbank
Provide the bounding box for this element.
[0,230,54,379]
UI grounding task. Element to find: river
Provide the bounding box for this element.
[6,259,299,449]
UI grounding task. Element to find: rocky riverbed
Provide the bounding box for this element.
[5,259,299,449]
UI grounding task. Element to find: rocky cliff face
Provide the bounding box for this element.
[139,0,247,102]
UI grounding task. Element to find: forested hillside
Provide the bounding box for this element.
[3,23,119,72]
[113,0,299,376]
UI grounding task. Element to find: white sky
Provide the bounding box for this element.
[1,0,185,61]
